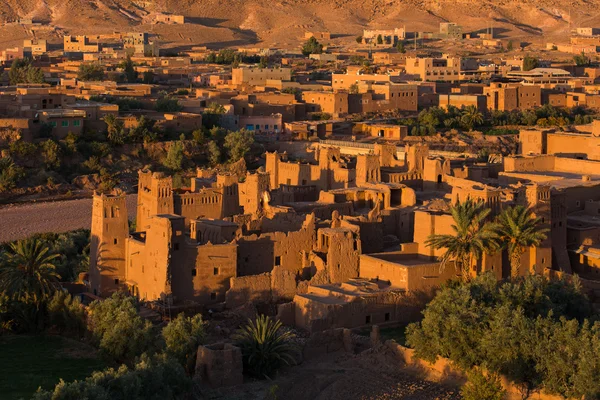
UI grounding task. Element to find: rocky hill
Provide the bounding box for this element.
[0,0,597,51]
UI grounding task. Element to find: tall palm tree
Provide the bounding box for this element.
[425,199,500,282]
[0,238,60,307]
[461,105,484,131]
[496,205,549,278]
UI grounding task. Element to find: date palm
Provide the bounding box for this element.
[233,315,298,378]
[461,105,484,131]
[0,238,60,307]
[425,199,500,282]
[496,205,548,278]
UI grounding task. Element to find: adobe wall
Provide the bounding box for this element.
[503,155,556,173]
[237,215,316,276]
[547,133,600,160]
[225,273,271,308]
[387,342,564,400]
[359,253,457,291]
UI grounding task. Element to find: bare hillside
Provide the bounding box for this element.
[0,0,598,50]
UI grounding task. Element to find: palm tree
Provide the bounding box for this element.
[496,205,549,278]
[425,199,500,281]
[0,238,60,307]
[233,315,298,378]
[461,105,484,131]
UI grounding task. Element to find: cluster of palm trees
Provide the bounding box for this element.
[426,199,548,281]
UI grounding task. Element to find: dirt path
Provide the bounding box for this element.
[0,195,137,243]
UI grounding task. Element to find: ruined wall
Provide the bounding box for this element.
[237,214,316,276]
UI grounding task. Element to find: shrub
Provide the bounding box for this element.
[162,313,206,372]
[233,315,298,378]
[32,353,192,400]
[406,274,599,397]
[88,292,156,363]
[461,369,506,400]
[224,129,254,163]
[162,141,184,172]
[47,291,86,337]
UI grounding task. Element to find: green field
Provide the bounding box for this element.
[0,335,108,400]
[357,325,408,346]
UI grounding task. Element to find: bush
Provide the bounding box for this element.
[32,353,192,400]
[461,369,506,400]
[88,293,156,363]
[47,291,86,337]
[77,63,104,81]
[0,156,24,192]
[406,274,599,397]
[162,313,206,372]
[301,37,324,56]
[224,129,254,163]
[233,315,298,378]
[162,141,184,172]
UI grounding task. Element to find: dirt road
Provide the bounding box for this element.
[0,195,137,243]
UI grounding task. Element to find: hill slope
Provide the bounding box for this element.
[0,0,598,50]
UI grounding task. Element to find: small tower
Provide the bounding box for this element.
[217,173,240,217]
[89,192,129,297]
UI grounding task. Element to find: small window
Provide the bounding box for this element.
[213,267,219,275]
[384,313,390,322]
[191,268,197,276]
[62,120,69,127]
[50,121,57,127]
[542,258,546,264]
[114,278,119,285]
[73,120,81,127]
[113,238,118,245]
[174,243,179,251]
[365,315,371,324]
[275,256,281,266]
[210,292,217,300]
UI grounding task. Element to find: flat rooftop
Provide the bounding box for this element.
[501,171,600,189]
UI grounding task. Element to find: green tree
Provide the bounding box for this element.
[461,369,506,400]
[77,63,105,81]
[40,139,61,170]
[406,274,598,397]
[88,292,155,363]
[32,353,192,400]
[301,37,324,56]
[573,52,590,67]
[155,96,183,112]
[425,199,499,281]
[0,156,24,192]
[396,41,406,53]
[142,70,155,84]
[203,102,226,129]
[233,315,298,378]
[224,129,254,163]
[507,41,514,51]
[162,313,206,372]
[163,140,185,172]
[258,56,269,68]
[496,205,548,278]
[8,58,44,85]
[119,56,138,83]
[47,291,86,337]
[461,105,484,130]
[103,114,125,145]
[207,140,221,166]
[0,238,60,307]
[522,56,539,72]
[349,83,359,94]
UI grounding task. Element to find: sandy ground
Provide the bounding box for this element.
[0,194,137,243]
